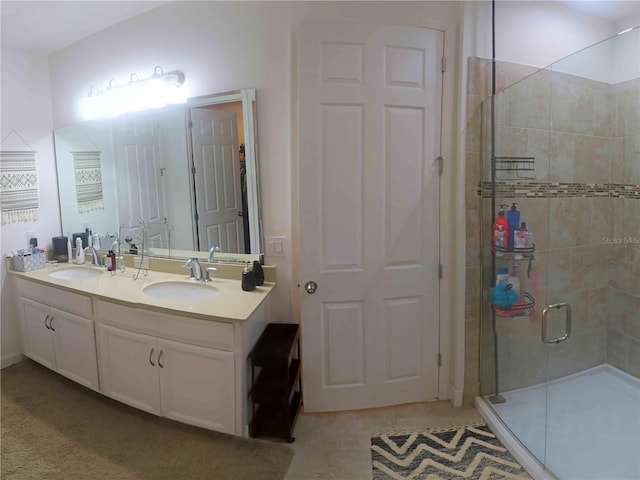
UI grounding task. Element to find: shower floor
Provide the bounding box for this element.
[484,364,640,480]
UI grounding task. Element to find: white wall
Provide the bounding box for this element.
[1,45,60,367]
[462,1,636,67]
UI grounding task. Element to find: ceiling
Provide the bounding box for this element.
[1,1,172,53]
[1,1,638,54]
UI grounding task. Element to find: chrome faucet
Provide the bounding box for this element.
[208,245,220,263]
[183,257,202,280]
[84,246,103,267]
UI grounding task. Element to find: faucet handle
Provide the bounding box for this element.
[203,266,217,282]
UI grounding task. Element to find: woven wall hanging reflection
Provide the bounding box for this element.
[72,150,104,213]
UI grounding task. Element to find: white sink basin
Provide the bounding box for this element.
[143,281,220,301]
[49,267,104,280]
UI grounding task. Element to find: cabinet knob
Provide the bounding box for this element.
[149,347,156,366]
[158,350,164,369]
[44,315,51,330]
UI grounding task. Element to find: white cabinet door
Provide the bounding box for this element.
[158,338,235,434]
[97,324,161,415]
[51,308,100,391]
[20,298,56,370]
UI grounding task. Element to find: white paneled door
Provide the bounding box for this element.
[298,21,443,412]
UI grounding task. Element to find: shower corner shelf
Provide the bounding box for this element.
[493,292,535,317]
[493,243,535,260]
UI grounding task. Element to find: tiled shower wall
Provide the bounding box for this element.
[608,78,640,378]
[465,58,640,405]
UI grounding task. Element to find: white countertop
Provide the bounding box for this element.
[12,264,274,323]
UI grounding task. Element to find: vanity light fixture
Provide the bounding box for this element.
[83,66,186,119]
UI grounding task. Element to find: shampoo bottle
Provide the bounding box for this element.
[513,222,528,259]
[507,203,520,251]
[75,237,85,264]
[241,262,256,291]
[492,204,509,256]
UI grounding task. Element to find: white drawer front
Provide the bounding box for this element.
[16,278,93,317]
[94,300,235,350]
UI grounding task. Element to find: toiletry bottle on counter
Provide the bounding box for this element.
[492,204,509,256]
[67,235,73,262]
[507,203,520,251]
[253,260,264,286]
[75,237,85,264]
[107,250,116,271]
[242,262,256,291]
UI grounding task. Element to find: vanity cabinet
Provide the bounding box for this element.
[13,273,271,438]
[19,297,100,391]
[98,323,235,433]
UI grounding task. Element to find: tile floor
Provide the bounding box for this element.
[283,401,482,479]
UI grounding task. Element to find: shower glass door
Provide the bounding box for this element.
[481,26,640,480]
[543,27,640,480]
[479,61,553,467]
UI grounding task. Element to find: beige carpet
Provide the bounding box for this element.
[1,360,293,480]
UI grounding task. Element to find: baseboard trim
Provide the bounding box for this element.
[2,353,25,369]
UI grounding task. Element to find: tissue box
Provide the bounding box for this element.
[13,254,46,272]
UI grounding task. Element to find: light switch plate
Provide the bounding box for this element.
[266,236,287,257]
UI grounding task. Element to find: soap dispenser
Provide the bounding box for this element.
[242,262,257,291]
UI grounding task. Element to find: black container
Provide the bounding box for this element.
[52,236,69,263]
[72,232,88,249]
[253,260,264,286]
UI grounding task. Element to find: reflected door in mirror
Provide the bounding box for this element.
[113,111,168,248]
[190,107,245,253]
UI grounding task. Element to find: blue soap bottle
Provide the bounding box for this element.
[506,203,520,251]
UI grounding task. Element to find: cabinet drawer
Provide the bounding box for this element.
[16,278,93,317]
[94,300,235,350]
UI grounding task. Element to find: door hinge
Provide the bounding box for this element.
[435,156,443,176]
[194,212,199,222]
[438,264,443,279]
[188,120,193,129]
[441,56,447,73]
[437,352,442,367]
[160,167,166,177]
[191,165,196,175]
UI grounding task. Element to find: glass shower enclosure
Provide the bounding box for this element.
[478,27,640,479]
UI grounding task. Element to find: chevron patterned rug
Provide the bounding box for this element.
[371,421,532,479]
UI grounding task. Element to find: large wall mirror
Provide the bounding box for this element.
[54,89,262,261]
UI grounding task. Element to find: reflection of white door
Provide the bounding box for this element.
[113,111,168,247]
[298,21,443,412]
[190,108,245,253]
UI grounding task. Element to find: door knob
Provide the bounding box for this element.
[237,211,243,217]
[304,281,318,294]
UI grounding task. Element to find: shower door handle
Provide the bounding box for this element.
[542,303,572,345]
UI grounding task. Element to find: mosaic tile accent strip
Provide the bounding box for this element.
[478,182,640,199]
